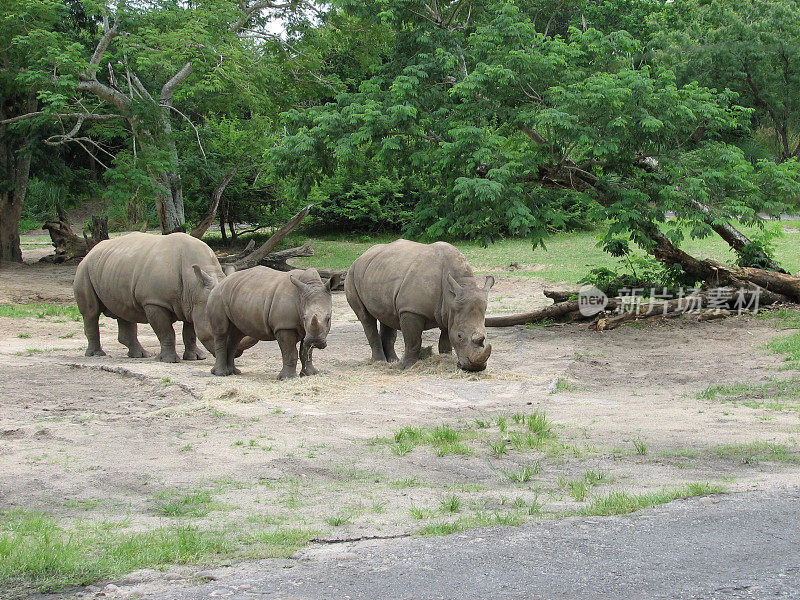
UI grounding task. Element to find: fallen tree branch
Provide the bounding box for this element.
[227,203,316,271]
[485,298,621,327]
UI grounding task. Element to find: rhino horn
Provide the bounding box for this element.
[471,333,485,346]
[483,275,495,291]
[222,264,236,276]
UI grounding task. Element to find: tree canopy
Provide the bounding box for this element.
[2,0,799,275]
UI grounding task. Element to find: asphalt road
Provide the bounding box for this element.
[39,487,796,600]
[103,487,797,600]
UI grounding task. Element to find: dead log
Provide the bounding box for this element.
[485,298,621,327]
[257,242,314,271]
[191,168,236,239]
[317,269,347,291]
[85,215,108,251]
[543,289,578,303]
[42,205,108,263]
[228,203,316,271]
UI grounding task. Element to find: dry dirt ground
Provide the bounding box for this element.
[2,241,800,597]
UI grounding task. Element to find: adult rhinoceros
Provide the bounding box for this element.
[345,239,494,371]
[73,232,226,362]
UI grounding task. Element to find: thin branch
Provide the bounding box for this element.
[161,104,207,160]
[0,112,123,126]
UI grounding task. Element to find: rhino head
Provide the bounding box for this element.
[444,273,494,372]
[290,270,333,349]
[191,263,232,354]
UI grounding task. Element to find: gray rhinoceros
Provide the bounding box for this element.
[73,232,226,362]
[345,239,494,371]
[205,266,333,379]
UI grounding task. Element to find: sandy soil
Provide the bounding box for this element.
[1,244,799,590]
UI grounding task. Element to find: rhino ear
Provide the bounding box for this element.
[222,264,236,277]
[447,274,464,299]
[483,275,495,291]
[290,274,311,295]
[193,264,216,289]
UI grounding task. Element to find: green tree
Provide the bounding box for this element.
[656,0,800,162]
[1,0,315,261]
[273,0,799,275]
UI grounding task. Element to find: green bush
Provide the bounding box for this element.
[580,253,699,296]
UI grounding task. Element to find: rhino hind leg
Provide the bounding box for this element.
[144,305,180,363]
[118,319,150,358]
[438,329,452,355]
[75,281,106,357]
[276,329,300,380]
[399,312,425,370]
[380,323,399,363]
[182,322,206,361]
[299,340,319,377]
[211,324,242,376]
[346,288,386,362]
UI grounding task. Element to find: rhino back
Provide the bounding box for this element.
[83,232,221,323]
[212,267,297,340]
[351,239,469,329]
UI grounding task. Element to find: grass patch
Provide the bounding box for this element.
[504,464,542,483]
[417,511,526,536]
[759,308,800,329]
[0,303,81,320]
[580,483,724,517]
[633,438,648,456]
[0,510,232,594]
[324,513,352,527]
[550,378,575,394]
[711,441,799,464]
[766,332,800,369]
[152,489,218,518]
[699,378,800,410]
[391,424,473,456]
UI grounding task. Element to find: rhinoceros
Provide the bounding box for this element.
[345,239,494,371]
[73,232,226,362]
[205,266,333,379]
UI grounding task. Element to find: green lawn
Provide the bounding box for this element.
[281,223,800,283]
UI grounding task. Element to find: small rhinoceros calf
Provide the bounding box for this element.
[206,267,333,379]
[73,232,226,362]
[345,239,494,371]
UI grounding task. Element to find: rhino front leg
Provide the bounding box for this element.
[118,319,149,358]
[299,340,318,376]
[276,330,300,380]
[380,323,399,363]
[144,305,180,363]
[399,312,425,370]
[182,322,206,361]
[438,329,452,355]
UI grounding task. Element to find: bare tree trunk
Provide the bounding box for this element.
[191,169,236,239]
[152,124,186,234]
[0,94,36,263]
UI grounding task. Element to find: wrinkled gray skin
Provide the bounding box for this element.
[345,239,494,371]
[73,232,225,362]
[206,266,332,379]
